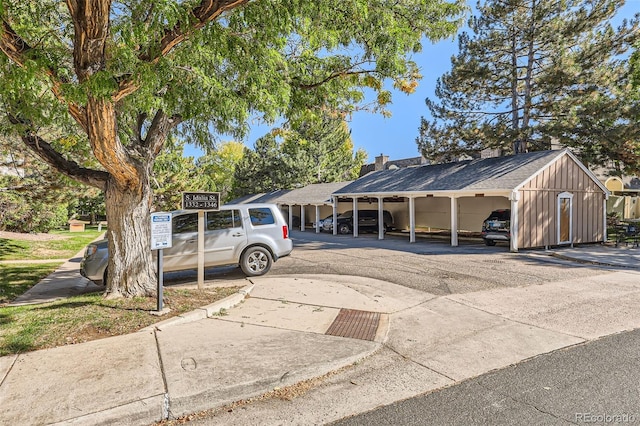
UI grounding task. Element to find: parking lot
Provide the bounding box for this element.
[162,228,615,295]
[266,230,612,296]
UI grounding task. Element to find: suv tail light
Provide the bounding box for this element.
[85,244,97,258]
[282,225,289,239]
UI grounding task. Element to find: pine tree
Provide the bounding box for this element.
[417,0,639,170]
[232,112,366,197]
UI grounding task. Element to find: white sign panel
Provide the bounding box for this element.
[151,212,172,250]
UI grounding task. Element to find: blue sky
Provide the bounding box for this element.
[189,1,639,164]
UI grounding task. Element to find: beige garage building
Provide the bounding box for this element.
[331,149,609,252]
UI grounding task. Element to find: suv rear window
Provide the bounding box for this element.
[486,210,510,221]
[249,208,275,226]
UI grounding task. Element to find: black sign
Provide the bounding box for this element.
[182,192,220,210]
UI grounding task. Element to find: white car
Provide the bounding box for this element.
[81,204,293,284]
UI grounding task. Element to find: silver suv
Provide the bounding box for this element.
[481,209,511,246]
[80,204,293,284]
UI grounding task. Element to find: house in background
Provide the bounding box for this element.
[590,168,640,220]
[359,153,428,176]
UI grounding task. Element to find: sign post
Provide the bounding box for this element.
[151,212,172,313]
[182,192,220,289]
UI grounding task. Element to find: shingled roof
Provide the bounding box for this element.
[276,181,353,205]
[228,189,291,205]
[335,150,584,195]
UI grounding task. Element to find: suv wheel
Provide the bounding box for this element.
[338,223,352,234]
[240,247,273,276]
[484,239,496,246]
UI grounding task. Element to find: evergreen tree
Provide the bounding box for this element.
[281,111,367,184]
[232,112,366,197]
[417,0,639,169]
[232,134,292,197]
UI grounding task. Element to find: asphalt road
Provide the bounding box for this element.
[163,230,613,295]
[331,328,640,426]
[272,230,612,296]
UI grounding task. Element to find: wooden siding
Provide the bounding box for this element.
[518,155,604,248]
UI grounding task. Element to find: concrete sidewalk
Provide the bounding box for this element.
[539,243,640,269]
[7,249,104,306]
[1,244,640,425]
[0,274,401,425]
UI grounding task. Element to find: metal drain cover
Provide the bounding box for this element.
[325,309,381,341]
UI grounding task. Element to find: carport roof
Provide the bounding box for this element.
[276,181,353,205]
[228,189,291,204]
[334,150,577,196]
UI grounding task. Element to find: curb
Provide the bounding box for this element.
[140,283,255,332]
[549,253,638,269]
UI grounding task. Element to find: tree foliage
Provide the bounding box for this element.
[632,42,640,92]
[0,0,465,297]
[196,141,245,203]
[232,112,366,196]
[417,0,640,173]
[0,136,74,232]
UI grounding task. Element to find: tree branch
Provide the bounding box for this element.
[8,114,108,190]
[295,69,376,90]
[141,0,250,62]
[0,19,88,132]
[113,0,250,102]
[143,110,183,158]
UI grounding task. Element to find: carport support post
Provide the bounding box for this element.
[378,196,384,240]
[450,196,458,247]
[288,205,293,230]
[315,205,320,233]
[409,196,416,243]
[301,205,305,232]
[353,197,359,237]
[332,197,338,236]
[603,196,608,243]
[509,191,520,253]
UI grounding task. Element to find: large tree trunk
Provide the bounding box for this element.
[103,175,156,298]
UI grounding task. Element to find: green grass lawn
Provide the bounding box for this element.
[0,229,104,305]
[0,287,240,356]
[0,229,104,261]
[0,263,61,305]
[0,228,242,357]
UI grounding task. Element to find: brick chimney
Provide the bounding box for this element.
[480,148,502,159]
[375,153,389,171]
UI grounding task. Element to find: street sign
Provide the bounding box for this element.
[151,212,172,250]
[182,192,220,210]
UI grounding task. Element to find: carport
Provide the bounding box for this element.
[331,149,609,252]
[275,182,353,232]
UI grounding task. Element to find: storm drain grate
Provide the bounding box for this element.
[325,309,380,341]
